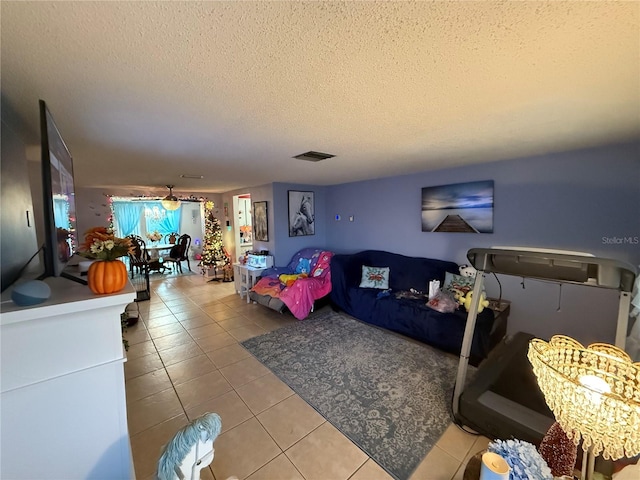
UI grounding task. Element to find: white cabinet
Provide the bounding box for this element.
[1,278,135,479]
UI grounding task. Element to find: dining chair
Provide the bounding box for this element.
[164,234,191,273]
[127,235,151,279]
[165,232,179,244]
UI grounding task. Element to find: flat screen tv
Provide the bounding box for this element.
[39,99,85,284]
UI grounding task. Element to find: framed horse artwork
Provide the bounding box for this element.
[253,201,268,242]
[288,190,315,237]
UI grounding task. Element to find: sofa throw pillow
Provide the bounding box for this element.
[443,272,475,295]
[359,266,390,289]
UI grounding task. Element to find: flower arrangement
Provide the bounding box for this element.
[488,439,552,480]
[79,227,133,261]
[146,230,162,242]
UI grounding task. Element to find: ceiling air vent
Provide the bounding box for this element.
[293,151,335,162]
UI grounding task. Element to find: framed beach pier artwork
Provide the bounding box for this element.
[421,180,494,233]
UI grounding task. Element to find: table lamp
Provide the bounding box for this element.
[528,335,640,480]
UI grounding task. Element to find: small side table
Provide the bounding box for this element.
[237,265,267,303]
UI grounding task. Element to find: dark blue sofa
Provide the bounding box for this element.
[330,250,502,365]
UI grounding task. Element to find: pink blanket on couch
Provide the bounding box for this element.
[251,251,333,320]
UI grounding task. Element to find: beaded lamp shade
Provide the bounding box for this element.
[528,335,640,461]
[539,422,577,477]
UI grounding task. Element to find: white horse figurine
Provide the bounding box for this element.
[157,412,223,480]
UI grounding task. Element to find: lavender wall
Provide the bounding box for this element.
[325,142,640,345]
[272,183,327,266]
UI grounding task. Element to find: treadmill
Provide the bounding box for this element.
[452,247,637,443]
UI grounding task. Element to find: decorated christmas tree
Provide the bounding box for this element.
[200,201,231,279]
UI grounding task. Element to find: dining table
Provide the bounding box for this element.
[145,243,174,273]
[146,243,174,259]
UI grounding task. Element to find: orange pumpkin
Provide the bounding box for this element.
[87,260,127,294]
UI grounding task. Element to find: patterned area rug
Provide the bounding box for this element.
[241,310,464,480]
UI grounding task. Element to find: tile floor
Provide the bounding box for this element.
[124,272,490,480]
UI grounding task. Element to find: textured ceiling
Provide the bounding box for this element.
[2,1,639,195]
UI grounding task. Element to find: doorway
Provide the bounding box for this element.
[233,194,252,258]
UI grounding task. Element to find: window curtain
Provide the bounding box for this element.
[112,200,143,237]
[144,201,181,236]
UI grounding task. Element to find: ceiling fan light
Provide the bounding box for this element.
[161,185,181,211]
[161,197,180,210]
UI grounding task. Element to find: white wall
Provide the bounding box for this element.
[73,188,113,236]
[220,184,274,263]
[178,201,205,263]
